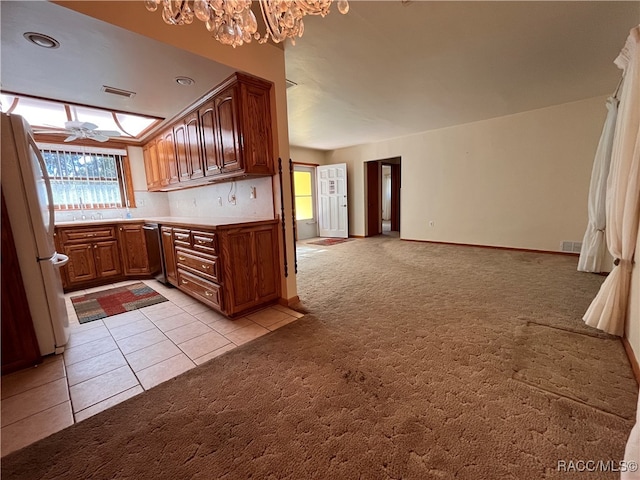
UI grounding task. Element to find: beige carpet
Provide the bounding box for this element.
[2,236,637,479]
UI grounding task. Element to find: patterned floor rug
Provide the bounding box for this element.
[71,282,167,324]
[306,238,354,246]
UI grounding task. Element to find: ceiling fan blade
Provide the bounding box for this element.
[92,134,110,142]
[64,134,78,142]
[81,122,98,130]
[64,120,85,129]
[96,130,121,137]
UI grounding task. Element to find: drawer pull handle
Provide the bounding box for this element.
[201,264,209,269]
[182,279,188,285]
[205,291,213,297]
[178,256,186,261]
[197,240,209,245]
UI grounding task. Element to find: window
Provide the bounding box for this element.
[294,170,314,221]
[39,144,132,210]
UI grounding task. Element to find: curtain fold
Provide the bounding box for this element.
[577,96,618,272]
[583,25,640,337]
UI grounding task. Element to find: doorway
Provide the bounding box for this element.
[365,157,401,237]
[293,165,318,240]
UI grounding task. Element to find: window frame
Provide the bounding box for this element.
[37,142,136,210]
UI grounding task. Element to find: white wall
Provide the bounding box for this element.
[326,95,608,252]
[166,177,274,219]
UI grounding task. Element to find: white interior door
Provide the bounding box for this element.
[317,163,348,238]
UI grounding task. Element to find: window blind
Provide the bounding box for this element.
[39,145,127,210]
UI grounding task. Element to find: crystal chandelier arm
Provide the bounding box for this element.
[145,0,349,46]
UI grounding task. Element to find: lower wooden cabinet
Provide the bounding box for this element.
[118,224,150,275]
[61,238,122,287]
[56,222,151,292]
[161,226,178,286]
[161,220,280,317]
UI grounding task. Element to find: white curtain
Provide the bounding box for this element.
[583,24,640,337]
[577,96,618,272]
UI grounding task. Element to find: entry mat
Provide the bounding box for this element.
[306,238,354,246]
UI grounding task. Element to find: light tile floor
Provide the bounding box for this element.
[1,279,303,457]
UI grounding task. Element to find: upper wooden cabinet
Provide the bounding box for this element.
[175,111,204,182]
[142,72,275,191]
[159,130,179,187]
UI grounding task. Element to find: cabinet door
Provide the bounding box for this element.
[94,240,122,279]
[254,227,279,299]
[223,230,255,314]
[240,82,273,175]
[198,101,219,176]
[214,85,242,174]
[161,227,178,286]
[63,243,98,285]
[119,224,150,275]
[161,130,179,186]
[185,111,204,180]
[143,141,161,191]
[174,122,191,182]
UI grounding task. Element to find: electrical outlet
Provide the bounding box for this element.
[250,186,256,199]
[429,220,434,227]
[230,194,237,205]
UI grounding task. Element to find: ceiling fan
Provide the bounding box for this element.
[33,121,122,143]
[60,121,121,143]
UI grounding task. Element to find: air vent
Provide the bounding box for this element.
[561,241,582,253]
[285,79,298,90]
[101,85,136,98]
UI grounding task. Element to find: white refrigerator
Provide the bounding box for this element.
[1,113,70,355]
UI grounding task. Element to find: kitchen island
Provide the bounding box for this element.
[55,217,281,318]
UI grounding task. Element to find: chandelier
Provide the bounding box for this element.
[144,0,349,48]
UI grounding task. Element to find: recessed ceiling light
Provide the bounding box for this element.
[23,32,60,49]
[175,76,195,86]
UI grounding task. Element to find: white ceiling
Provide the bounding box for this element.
[285,1,640,150]
[0,1,234,128]
[1,2,638,151]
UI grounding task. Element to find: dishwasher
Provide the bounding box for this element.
[143,223,169,285]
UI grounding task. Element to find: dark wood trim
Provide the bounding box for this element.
[292,161,320,167]
[349,235,365,238]
[623,337,640,386]
[366,161,381,237]
[6,96,19,114]
[112,113,134,137]
[390,163,401,231]
[122,153,137,209]
[33,133,137,149]
[2,90,162,121]
[401,238,580,256]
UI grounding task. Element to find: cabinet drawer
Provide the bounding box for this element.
[59,226,116,243]
[175,248,220,282]
[173,228,191,247]
[192,231,217,254]
[177,269,223,309]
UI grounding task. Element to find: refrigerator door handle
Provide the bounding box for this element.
[26,132,56,238]
[52,253,69,267]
